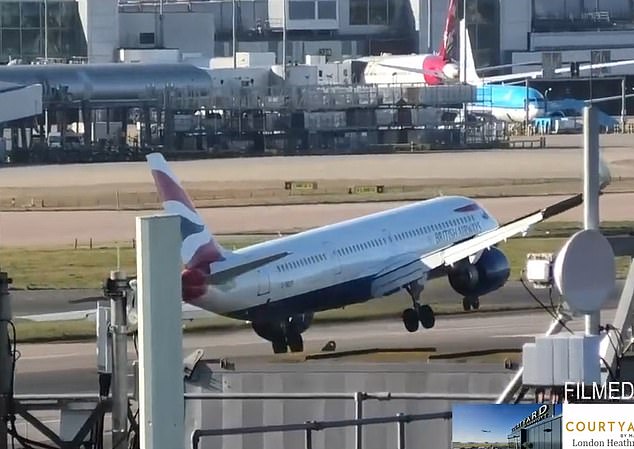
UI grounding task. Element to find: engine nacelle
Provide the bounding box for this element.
[252,312,314,342]
[447,247,510,297]
[442,62,460,79]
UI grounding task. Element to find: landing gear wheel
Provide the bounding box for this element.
[402,308,420,332]
[418,304,435,329]
[462,296,480,311]
[272,338,288,354]
[287,331,304,353]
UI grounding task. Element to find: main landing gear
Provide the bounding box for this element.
[401,282,435,333]
[271,323,304,354]
[462,296,480,311]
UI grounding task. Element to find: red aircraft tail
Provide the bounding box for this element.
[437,0,457,62]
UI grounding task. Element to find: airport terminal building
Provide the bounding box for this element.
[507,405,562,449]
[3,0,634,76]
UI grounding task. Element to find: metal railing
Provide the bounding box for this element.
[191,411,452,449]
[184,391,501,449]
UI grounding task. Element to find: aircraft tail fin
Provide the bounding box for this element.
[438,0,457,61]
[460,20,482,85]
[146,152,230,271]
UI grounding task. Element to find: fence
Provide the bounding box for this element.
[183,391,504,449]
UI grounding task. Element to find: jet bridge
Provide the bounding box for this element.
[0,81,42,123]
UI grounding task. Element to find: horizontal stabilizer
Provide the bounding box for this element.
[209,252,291,284]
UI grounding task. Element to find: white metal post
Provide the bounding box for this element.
[583,106,601,336]
[136,215,184,449]
[232,0,237,69]
[282,0,287,78]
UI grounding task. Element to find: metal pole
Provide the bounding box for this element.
[108,270,129,449]
[137,214,184,449]
[232,0,237,69]
[159,0,164,47]
[44,0,48,60]
[0,272,13,449]
[354,392,363,449]
[426,0,432,53]
[282,0,287,79]
[621,77,626,132]
[461,1,467,145]
[496,311,573,403]
[397,413,406,449]
[583,105,601,336]
[305,427,313,449]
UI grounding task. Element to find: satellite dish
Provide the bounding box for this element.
[553,229,615,314]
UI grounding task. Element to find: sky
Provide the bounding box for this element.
[452,404,562,444]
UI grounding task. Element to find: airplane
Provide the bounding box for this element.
[146,152,583,354]
[362,0,634,88]
[358,0,460,86]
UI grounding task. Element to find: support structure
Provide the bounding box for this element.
[0,272,13,449]
[105,270,130,449]
[583,105,601,336]
[496,311,573,403]
[136,215,184,449]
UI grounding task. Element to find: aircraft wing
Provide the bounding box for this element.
[16,302,218,323]
[369,194,582,297]
[208,251,291,284]
[481,59,634,84]
[420,194,582,270]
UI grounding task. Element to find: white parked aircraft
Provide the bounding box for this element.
[146,153,582,354]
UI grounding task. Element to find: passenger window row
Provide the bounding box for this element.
[274,213,478,272]
[277,253,327,272]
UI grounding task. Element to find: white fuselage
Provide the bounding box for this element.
[188,196,498,321]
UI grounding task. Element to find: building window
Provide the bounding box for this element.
[21,2,41,28]
[369,0,387,24]
[1,3,20,28]
[289,0,315,20]
[349,0,394,25]
[317,1,336,19]
[349,0,367,24]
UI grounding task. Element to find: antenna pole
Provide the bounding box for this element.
[583,105,601,336]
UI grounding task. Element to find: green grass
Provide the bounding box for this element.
[2,224,632,290]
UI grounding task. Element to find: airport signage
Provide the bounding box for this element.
[511,405,551,432]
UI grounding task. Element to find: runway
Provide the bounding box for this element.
[14,305,617,394]
[11,280,624,318]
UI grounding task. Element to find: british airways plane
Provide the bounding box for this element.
[147,153,582,354]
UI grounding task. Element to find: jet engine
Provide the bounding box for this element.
[447,247,510,297]
[442,62,460,79]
